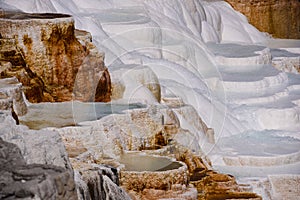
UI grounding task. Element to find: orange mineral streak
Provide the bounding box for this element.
[0,11,111,102]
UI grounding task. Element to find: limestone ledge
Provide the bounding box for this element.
[0,79,262,199]
[271,48,300,74]
[46,102,260,199]
[207,42,300,74]
[120,159,188,191]
[0,110,130,200]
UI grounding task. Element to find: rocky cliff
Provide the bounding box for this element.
[0,11,111,102]
[0,138,78,200]
[0,109,131,200]
[225,0,300,39]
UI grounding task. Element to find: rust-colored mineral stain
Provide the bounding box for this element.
[1,11,112,103]
[23,34,32,47]
[41,23,87,99]
[95,69,112,102]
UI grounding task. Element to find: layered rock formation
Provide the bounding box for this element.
[0,112,72,171]
[0,138,78,200]
[207,42,300,74]
[225,0,300,39]
[39,101,260,200]
[75,165,131,200]
[0,81,126,199]
[1,5,288,199]
[0,110,131,200]
[0,11,111,102]
[0,78,263,199]
[0,77,27,116]
[271,48,300,74]
[120,154,189,191]
[0,112,77,199]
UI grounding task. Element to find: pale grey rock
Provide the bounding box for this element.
[0,137,25,167]
[0,138,78,200]
[75,29,92,46]
[76,165,131,200]
[0,77,27,116]
[271,48,300,74]
[0,111,132,199]
[0,92,12,112]
[268,175,300,200]
[0,111,72,171]
[57,105,166,159]
[272,57,300,74]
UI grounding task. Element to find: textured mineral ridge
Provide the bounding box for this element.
[0,12,111,102]
[0,138,78,200]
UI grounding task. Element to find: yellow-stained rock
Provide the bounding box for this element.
[0,11,111,102]
[225,0,300,39]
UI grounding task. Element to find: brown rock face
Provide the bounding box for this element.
[225,0,300,39]
[0,12,111,102]
[192,170,262,200]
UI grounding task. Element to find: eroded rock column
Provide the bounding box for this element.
[0,12,111,102]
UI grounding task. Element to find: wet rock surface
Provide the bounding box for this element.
[0,84,263,200]
[54,101,261,200]
[119,154,188,191]
[0,8,270,200]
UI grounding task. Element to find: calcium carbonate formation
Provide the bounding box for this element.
[1,0,300,199]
